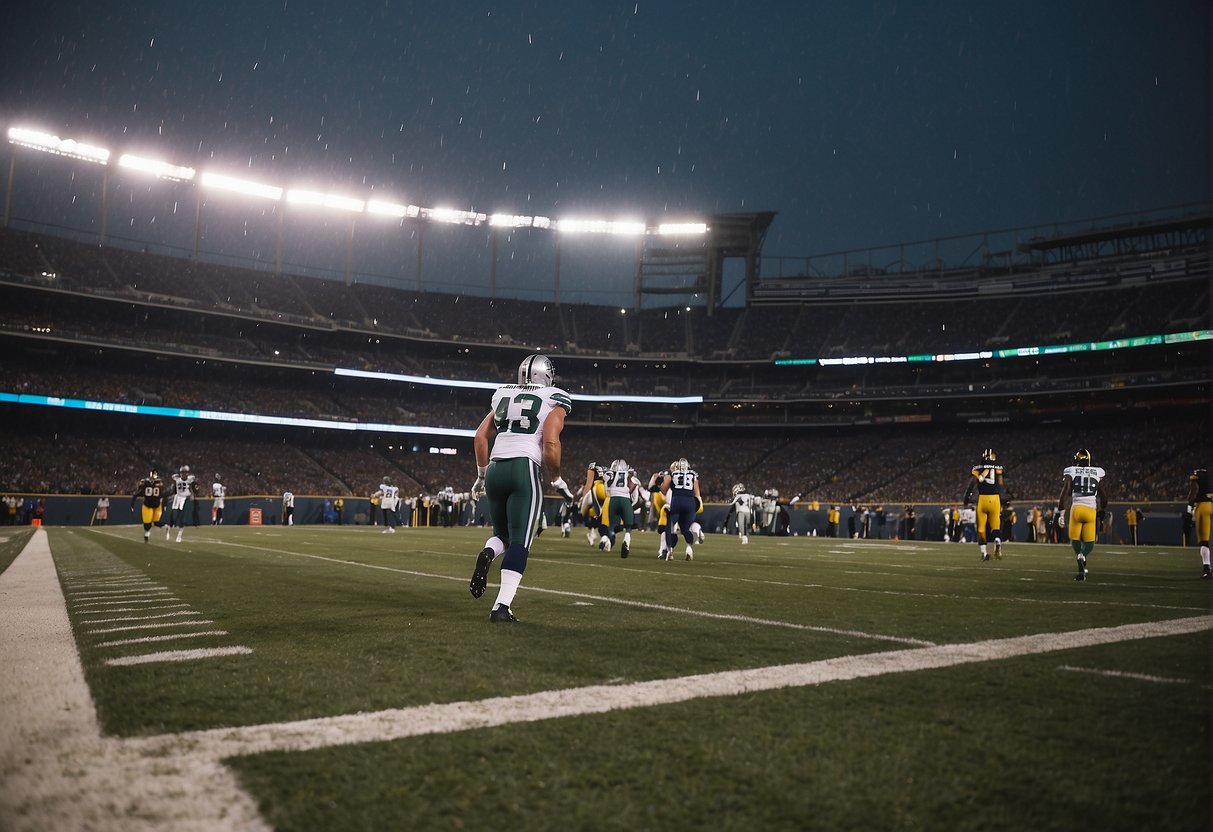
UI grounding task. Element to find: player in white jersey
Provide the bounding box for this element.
[661,458,702,561]
[1055,448,1107,581]
[211,475,226,525]
[371,476,401,533]
[282,491,295,526]
[598,459,639,558]
[468,354,573,623]
[726,483,757,544]
[167,465,196,543]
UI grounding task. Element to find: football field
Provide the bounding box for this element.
[2,524,1211,831]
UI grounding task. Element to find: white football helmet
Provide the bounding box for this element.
[674,458,690,474]
[610,459,629,474]
[518,354,556,387]
[732,483,745,497]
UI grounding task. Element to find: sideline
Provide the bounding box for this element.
[0,529,270,832]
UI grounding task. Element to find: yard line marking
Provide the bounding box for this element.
[1057,665,1195,685]
[68,587,172,598]
[81,610,205,625]
[97,630,230,648]
[123,614,1213,763]
[71,599,181,613]
[85,619,215,635]
[105,646,253,667]
[73,603,190,615]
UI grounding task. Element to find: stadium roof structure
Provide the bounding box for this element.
[1017,212,1210,264]
[635,211,777,314]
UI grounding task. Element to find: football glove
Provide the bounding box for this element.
[471,465,487,500]
[1055,509,1066,528]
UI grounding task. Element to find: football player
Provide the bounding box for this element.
[131,469,165,543]
[581,462,607,546]
[599,459,638,558]
[211,474,226,525]
[468,354,573,623]
[963,448,1004,562]
[1188,466,1211,578]
[725,483,756,544]
[370,476,400,533]
[282,490,296,527]
[661,458,702,561]
[167,465,196,543]
[1056,448,1107,581]
[647,467,670,557]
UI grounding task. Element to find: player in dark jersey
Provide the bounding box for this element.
[131,470,166,543]
[1188,467,1211,579]
[661,458,702,561]
[963,448,1004,562]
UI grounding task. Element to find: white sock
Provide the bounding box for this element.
[485,536,506,559]
[494,569,523,608]
[1201,545,1210,566]
[623,531,631,548]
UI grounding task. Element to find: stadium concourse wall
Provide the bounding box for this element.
[3,493,1195,547]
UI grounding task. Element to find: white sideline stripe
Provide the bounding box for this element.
[124,614,1213,763]
[1057,664,1194,685]
[86,619,214,635]
[105,646,253,667]
[81,610,204,625]
[0,530,269,832]
[97,630,230,647]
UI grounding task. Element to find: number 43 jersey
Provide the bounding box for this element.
[489,384,574,467]
[1063,464,1106,508]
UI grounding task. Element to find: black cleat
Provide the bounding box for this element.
[1201,565,1211,579]
[620,541,629,559]
[489,604,517,623]
[469,547,495,599]
[1075,557,1087,581]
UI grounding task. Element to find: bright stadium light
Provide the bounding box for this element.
[656,222,709,235]
[200,171,283,200]
[286,188,365,213]
[489,213,536,228]
[423,207,487,226]
[118,153,196,182]
[8,127,110,164]
[556,218,647,235]
[366,199,409,218]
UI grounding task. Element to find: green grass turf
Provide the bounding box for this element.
[0,526,34,574]
[44,525,1213,830]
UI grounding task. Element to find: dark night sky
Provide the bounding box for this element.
[1,1,1209,304]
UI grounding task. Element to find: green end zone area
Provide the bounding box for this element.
[42,526,1213,830]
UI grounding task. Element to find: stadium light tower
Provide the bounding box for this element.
[6,126,112,238]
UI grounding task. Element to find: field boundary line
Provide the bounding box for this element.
[124,613,1213,763]
[0,529,270,832]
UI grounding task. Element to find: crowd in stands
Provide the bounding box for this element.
[0,407,1203,508]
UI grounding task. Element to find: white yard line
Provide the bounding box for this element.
[106,646,254,667]
[97,630,231,648]
[1057,665,1196,685]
